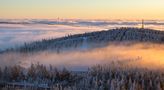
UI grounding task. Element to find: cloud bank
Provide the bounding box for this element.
[0,43,164,71]
[0,19,164,50]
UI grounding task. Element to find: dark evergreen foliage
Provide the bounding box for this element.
[3,27,164,53]
[0,63,163,90]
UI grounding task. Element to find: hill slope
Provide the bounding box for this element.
[4,27,164,53]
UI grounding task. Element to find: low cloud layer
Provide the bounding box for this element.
[0,19,164,50]
[0,43,164,71]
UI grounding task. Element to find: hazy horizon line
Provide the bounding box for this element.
[1,18,164,21]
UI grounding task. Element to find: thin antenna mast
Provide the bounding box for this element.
[142,19,144,29]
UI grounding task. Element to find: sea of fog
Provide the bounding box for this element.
[0,43,164,71]
[0,19,164,50]
[0,19,164,71]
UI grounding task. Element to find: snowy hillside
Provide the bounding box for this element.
[4,27,164,53]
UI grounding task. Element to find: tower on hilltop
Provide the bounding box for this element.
[141,19,144,29]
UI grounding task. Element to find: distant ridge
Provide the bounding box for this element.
[3,27,164,53]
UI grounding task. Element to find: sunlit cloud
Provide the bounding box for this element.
[0,19,164,49]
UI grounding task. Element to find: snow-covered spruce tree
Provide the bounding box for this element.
[2,66,11,82]
[10,65,23,81]
[27,63,36,81]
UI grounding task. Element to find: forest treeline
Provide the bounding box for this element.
[3,27,164,53]
[0,62,164,90]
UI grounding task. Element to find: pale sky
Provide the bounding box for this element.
[0,0,164,19]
